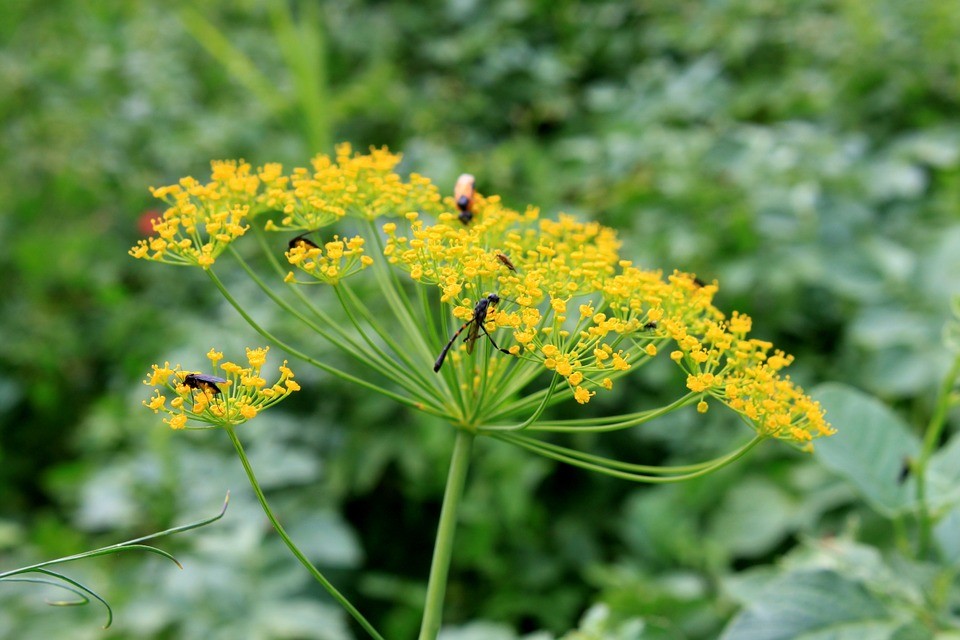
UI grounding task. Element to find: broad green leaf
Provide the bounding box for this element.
[720,570,890,640]
[812,384,920,516]
[708,478,797,559]
[934,505,960,564]
[926,433,960,513]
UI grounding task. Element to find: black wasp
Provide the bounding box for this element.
[454,173,476,225]
[182,373,228,395]
[434,294,514,372]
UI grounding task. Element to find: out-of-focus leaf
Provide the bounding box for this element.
[812,383,920,516]
[708,478,796,559]
[720,570,891,640]
[255,599,351,640]
[934,505,960,563]
[927,434,960,514]
[286,511,362,568]
[438,621,521,640]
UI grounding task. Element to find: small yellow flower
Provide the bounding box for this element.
[574,386,595,404]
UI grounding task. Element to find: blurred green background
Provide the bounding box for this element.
[3,1,960,638]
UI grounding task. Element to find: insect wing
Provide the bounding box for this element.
[183,373,228,395]
[496,253,517,272]
[464,319,480,354]
[289,233,320,250]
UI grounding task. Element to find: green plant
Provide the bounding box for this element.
[130,146,831,638]
[718,299,960,638]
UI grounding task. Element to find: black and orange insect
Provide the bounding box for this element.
[454,173,476,225]
[182,373,228,395]
[434,294,513,372]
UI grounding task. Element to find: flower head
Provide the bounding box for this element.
[142,347,299,429]
[284,234,373,285]
[264,143,445,234]
[129,160,286,268]
[382,173,831,446]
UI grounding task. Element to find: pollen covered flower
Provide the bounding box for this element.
[264,143,445,233]
[142,347,300,429]
[284,234,373,285]
[381,166,830,445]
[130,160,287,269]
[132,144,832,450]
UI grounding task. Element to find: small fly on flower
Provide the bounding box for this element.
[434,293,514,372]
[182,372,228,395]
[643,321,658,330]
[288,230,320,250]
[495,252,517,272]
[454,173,476,225]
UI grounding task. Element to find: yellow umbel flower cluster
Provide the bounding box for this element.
[131,145,831,447]
[142,347,300,429]
[131,145,444,269]
[383,180,831,445]
[129,160,286,268]
[264,142,445,232]
[284,234,374,285]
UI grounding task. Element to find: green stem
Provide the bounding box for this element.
[418,429,475,640]
[206,268,447,417]
[916,353,960,557]
[479,373,560,430]
[492,432,764,483]
[224,426,384,640]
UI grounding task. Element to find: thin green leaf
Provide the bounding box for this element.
[28,568,113,629]
[0,576,90,606]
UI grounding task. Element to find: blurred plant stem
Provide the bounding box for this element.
[181,1,331,153]
[224,425,385,640]
[915,352,960,558]
[418,429,475,640]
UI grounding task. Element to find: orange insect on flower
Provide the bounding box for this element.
[454,173,476,225]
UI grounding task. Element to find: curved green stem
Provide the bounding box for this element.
[337,282,443,396]
[229,245,441,407]
[418,429,475,640]
[224,426,384,640]
[479,373,560,431]
[491,432,764,483]
[366,221,436,365]
[206,268,448,417]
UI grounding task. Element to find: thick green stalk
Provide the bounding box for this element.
[224,426,384,640]
[418,429,475,640]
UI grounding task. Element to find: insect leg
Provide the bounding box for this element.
[478,322,515,356]
[434,321,472,372]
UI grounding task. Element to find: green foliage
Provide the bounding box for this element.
[3,0,960,637]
